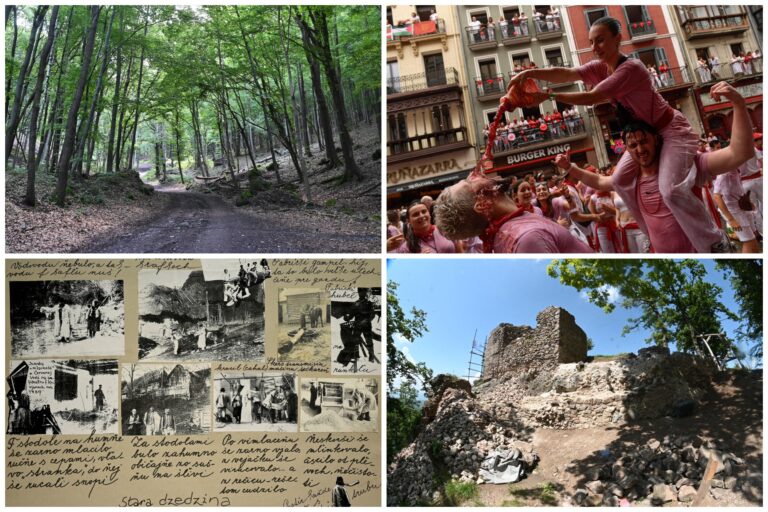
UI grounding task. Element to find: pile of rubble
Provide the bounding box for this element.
[387,385,536,505]
[571,435,744,506]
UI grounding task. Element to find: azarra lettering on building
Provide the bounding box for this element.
[389,159,459,185]
[506,144,571,165]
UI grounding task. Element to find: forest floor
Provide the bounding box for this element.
[5,122,381,253]
[5,166,163,253]
[465,370,762,507]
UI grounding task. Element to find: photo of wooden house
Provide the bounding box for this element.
[277,288,331,364]
[121,363,211,435]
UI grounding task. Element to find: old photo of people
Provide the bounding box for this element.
[276,288,331,363]
[330,288,382,374]
[7,359,119,435]
[9,279,125,357]
[300,377,379,432]
[121,363,211,435]
[138,261,269,361]
[213,371,298,432]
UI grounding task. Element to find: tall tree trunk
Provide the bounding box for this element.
[106,10,124,173]
[6,6,47,166]
[55,6,100,206]
[306,9,362,181]
[227,98,258,171]
[24,6,59,206]
[297,62,312,156]
[296,13,339,168]
[115,49,134,171]
[173,107,185,184]
[73,7,116,177]
[281,7,311,203]
[127,18,148,171]
[84,99,103,177]
[5,6,18,117]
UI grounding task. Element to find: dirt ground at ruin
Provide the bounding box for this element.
[470,370,763,507]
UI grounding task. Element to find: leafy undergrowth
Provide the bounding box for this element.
[6,165,165,253]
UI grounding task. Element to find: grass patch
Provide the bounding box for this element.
[443,480,478,506]
[501,498,524,507]
[508,482,559,506]
[324,198,337,207]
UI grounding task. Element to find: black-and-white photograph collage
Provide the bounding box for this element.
[4,2,765,508]
[6,260,380,438]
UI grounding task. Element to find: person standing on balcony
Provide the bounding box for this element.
[743,51,753,74]
[709,55,721,79]
[533,10,544,33]
[658,62,669,87]
[506,16,736,252]
[697,57,712,83]
[519,10,528,35]
[511,13,520,36]
[552,7,561,30]
[470,16,482,42]
[499,15,508,37]
[545,9,555,31]
[429,9,438,23]
[731,53,744,76]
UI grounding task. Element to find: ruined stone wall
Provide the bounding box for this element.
[479,350,714,430]
[481,306,588,381]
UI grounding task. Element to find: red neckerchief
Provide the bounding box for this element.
[415,224,436,241]
[480,208,527,253]
[562,179,577,189]
[596,190,611,198]
[518,202,534,213]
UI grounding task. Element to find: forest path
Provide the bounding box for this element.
[76,188,378,253]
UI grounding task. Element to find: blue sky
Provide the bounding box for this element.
[387,259,754,380]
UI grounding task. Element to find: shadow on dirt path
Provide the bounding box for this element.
[76,189,379,253]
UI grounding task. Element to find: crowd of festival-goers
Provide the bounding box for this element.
[387,16,761,254]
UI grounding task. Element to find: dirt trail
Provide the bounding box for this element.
[76,189,378,253]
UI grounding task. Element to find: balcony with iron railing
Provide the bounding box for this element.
[499,21,532,46]
[387,67,460,95]
[627,18,656,39]
[692,57,762,86]
[386,19,446,41]
[465,25,498,51]
[388,127,470,160]
[532,15,563,39]
[481,116,588,157]
[648,66,694,91]
[679,10,749,39]
[474,74,506,101]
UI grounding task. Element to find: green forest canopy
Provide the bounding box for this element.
[5,5,380,206]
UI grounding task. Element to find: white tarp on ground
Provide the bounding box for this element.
[478,449,526,484]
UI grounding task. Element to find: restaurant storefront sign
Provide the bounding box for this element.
[506,143,571,165]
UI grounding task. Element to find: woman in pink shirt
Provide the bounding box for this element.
[505,16,723,253]
[387,201,480,253]
[513,180,542,216]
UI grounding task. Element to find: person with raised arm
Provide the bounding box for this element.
[506,16,738,252]
[549,81,755,253]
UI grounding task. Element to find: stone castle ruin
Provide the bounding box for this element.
[388,306,729,506]
[481,306,589,381]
